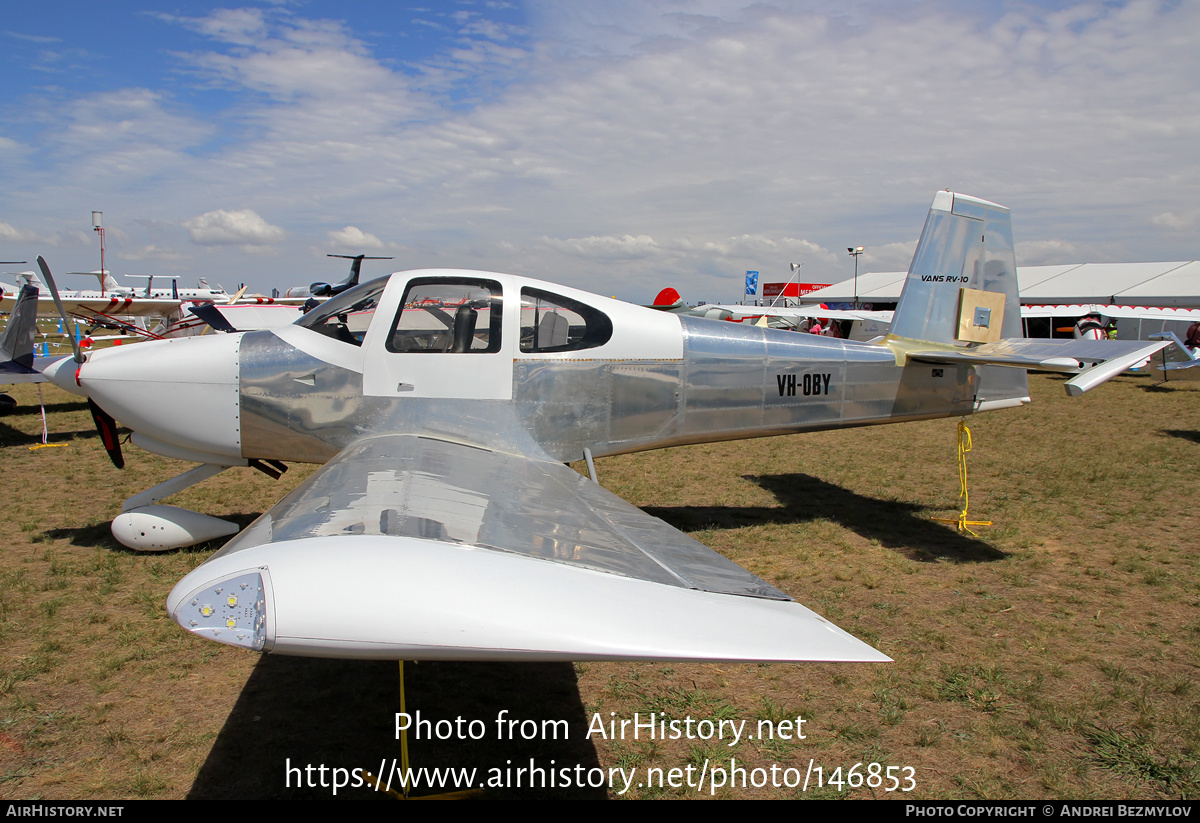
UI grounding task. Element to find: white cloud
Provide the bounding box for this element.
[5,32,61,45]
[862,241,919,274]
[327,226,385,250]
[701,235,777,256]
[240,244,283,257]
[1017,239,1080,266]
[540,234,660,259]
[1151,212,1198,232]
[51,89,211,159]
[696,235,836,261]
[183,210,285,246]
[7,2,1200,300]
[161,8,268,47]
[0,222,66,247]
[117,245,189,262]
[0,223,41,243]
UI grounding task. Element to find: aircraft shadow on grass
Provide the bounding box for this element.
[1161,429,1200,445]
[41,522,117,550]
[1142,383,1178,393]
[188,657,605,799]
[0,421,107,447]
[4,400,90,415]
[644,472,1004,563]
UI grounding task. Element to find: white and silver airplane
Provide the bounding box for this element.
[39,191,1168,665]
[0,269,312,346]
[0,270,231,317]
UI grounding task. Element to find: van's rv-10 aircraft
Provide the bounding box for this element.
[38,192,1168,665]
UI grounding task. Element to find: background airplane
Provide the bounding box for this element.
[0,269,230,315]
[281,253,395,300]
[37,191,1168,666]
[0,267,311,355]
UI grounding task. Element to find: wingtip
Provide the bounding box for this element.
[174,535,892,664]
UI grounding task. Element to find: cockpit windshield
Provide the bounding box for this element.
[295,276,389,346]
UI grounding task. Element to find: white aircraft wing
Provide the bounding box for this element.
[0,295,192,319]
[167,433,889,663]
[65,296,191,318]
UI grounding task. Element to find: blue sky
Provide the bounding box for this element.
[2,0,1197,301]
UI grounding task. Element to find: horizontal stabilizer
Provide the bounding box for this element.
[906,338,1171,394]
[906,348,1082,371]
[1064,341,1172,396]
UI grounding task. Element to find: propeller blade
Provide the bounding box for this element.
[36,256,84,364]
[87,398,125,469]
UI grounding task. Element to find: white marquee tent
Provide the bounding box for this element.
[802,262,1200,308]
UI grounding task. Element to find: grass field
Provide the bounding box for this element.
[0,373,1197,799]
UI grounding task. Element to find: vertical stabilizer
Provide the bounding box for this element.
[0,284,39,371]
[888,192,1022,347]
[15,271,45,289]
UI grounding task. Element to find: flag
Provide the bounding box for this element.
[745,271,758,296]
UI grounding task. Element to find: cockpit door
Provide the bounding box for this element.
[361,273,514,400]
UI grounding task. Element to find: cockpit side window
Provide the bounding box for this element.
[295,276,388,346]
[519,288,613,353]
[386,278,503,354]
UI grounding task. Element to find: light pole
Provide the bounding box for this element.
[92,211,105,295]
[770,262,803,308]
[847,246,864,309]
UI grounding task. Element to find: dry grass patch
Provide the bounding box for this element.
[0,374,1197,799]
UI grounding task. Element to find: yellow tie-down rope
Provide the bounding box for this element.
[28,384,69,450]
[361,661,483,800]
[363,661,416,799]
[933,418,993,536]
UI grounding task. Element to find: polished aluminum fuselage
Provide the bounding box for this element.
[237,312,986,467]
